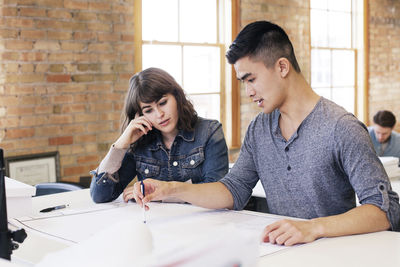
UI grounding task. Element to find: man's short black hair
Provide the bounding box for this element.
[226,20,301,73]
[373,110,396,128]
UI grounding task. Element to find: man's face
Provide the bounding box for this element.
[234,56,286,114]
[373,124,393,144]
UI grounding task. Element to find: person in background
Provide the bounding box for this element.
[368,110,400,158]
[132,21,400,246]
[90,67,229,203]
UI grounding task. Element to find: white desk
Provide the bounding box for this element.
[8,189,400,267]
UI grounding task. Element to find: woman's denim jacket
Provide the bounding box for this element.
[90,118,229,203]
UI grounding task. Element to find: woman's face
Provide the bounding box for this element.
[140,93,179,136]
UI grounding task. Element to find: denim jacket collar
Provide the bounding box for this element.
[149,129,195,151]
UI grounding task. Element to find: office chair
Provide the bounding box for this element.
[34,182,83,197]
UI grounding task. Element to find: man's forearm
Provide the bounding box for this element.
[311,204,390,238]
[170,181,234,210]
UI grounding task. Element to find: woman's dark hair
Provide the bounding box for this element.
[121,67,198,137]
[226,20,301,73]
[373,110,396,128]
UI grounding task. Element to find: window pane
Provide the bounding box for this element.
[313,88,331,99]
[180,0,217,43]
[328,11,351,48]
[311,49,331,87]
[332,50,354,87]
[328,0,351,12]
[142,44,182,85]
[332,87,354,113]
[183,46,220,94]
[311,10,328,47]
[142,0,178,42]
[188,94,220,120]
[311,0,327,9]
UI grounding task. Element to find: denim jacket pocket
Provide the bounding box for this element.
[136,160,161,178]
[181,148,205,169]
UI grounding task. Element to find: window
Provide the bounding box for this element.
[135,0,231,123]
[310,0,365,117]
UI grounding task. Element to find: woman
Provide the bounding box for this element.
[90,67,229,203]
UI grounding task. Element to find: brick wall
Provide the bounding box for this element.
[0,0,135,183]
[369,0,400,131]
[238,0,311,139]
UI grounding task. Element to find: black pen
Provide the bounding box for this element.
[40,204,69,213]
[141,180,146,223]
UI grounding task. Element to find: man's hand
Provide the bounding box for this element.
[261,219,320,246]
[132,179,174,210]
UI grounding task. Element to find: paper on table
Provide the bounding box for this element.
[36,220,154,267]
[17,202,292,258]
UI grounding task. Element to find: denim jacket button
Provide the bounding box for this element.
[144,169,149,174]
[190,160,195,165]
[173,161,178,166]
[102,179,106,183]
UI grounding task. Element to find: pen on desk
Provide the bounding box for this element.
[40,204,69,213]
[141,180,146,224]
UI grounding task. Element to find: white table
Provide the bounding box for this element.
[8,189,400,267]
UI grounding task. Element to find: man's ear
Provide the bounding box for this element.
[276,58,290,78]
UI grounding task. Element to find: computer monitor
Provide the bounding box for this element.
[0,148,27,261]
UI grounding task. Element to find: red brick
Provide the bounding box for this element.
[49,136,73,146]
[48,114,74,124]
[6,106,34,115]
[6,128,35,139]
[121,34,134,42]
[5,18,35,28]
[73,32,96,41]
[2,52,19,61]
[63,165,87,176]
[87,22,111,32]
[61,124,83,134]
[4,85,35,95]
[5,40,33,50]
[61,103,86,113]
[98,33,121,42]
[20,64,34,73]
[52,95,73,103]
[34,40,61,50]
[64,0,88,10]
[0,118,19,128]
[19,116,47,127]
[0,29,19,38]
[35,126,61,136]
[47,10,72,19]
[89,2,111,11]
[48,31,72,40]
[77,154,98,164]
[2,7,18,16]
[47,74,71,83]
[0,96,19,106]
[75,134,97,144]
[74,12,97,21]
[20,8,46,17]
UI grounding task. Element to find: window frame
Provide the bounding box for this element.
[309,0,368,122]
[133,0,241,148]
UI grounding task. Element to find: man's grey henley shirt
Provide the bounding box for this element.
[220,97,400,231]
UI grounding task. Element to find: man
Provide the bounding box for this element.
[369,110,400,158]
[133,21,400,246]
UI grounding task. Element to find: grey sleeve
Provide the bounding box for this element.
[98,145,129,175]
[334,115,400,231]
[220,123,260,210]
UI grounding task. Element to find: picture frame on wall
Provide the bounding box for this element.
[4,152,60,186]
